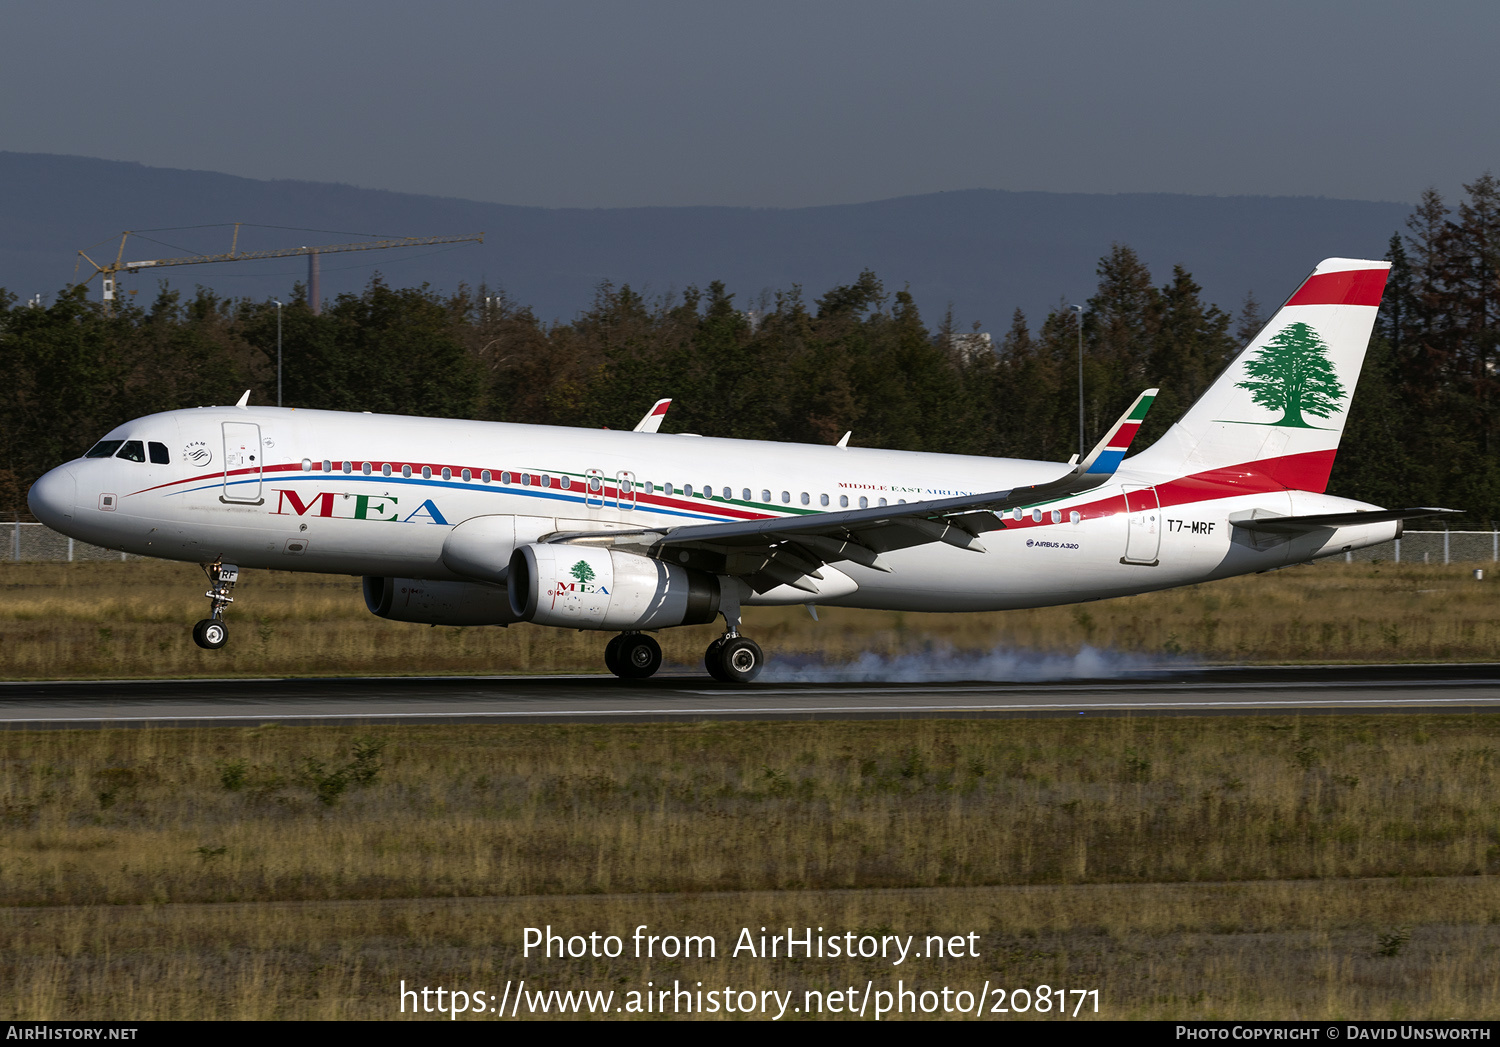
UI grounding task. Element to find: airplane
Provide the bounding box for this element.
[27,257,1453,683]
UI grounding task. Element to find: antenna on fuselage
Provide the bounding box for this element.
[234,390,250,408]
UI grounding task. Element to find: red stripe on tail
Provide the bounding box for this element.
[1285,269,1388,308]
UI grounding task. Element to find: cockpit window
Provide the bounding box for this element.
[115,440,147,463]
[85,440,124,459]
[148,442,170,465]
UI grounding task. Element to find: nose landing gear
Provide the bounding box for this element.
[192,560,239,650]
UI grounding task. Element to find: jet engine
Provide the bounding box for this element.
[363,576,522,626]
[507,544,720,630]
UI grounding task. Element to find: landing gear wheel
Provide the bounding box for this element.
[707,637,762,683]
[704,637,730,682]
[616,634,662,679]
[604,634,625,676]
[192,619,228,650]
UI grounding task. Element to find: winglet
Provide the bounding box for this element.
[1077,388,1156,477]
[234,390,250,409]
[632,398,672,433]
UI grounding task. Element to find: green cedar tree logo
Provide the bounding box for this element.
[1234,321,1346,427]
[570,560,595,584]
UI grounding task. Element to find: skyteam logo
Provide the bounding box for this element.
[184,441,212,466]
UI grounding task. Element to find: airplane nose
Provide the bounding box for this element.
[28,464,77,530]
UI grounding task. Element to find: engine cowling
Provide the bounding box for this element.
[507,544,720,630]
[363,576,521,626]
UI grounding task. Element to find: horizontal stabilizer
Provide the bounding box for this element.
[1229,507,1460,535]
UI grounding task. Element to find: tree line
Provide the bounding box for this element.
[2,175,1498,526]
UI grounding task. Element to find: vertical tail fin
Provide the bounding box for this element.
[1129,257,1390,493]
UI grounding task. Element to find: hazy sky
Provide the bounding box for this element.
[4,1,1495,209]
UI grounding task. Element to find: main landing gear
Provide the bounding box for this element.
[704,634,763,684]
[604,632,663,679]
[192,560,239,650]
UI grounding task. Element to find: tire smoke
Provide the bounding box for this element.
[761,644,1179,683]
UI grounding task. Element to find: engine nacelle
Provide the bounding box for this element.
[507,544,721,630]
[363,575,521,626]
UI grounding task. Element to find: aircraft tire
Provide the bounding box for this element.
[193,619,228,650]
[604,634,625,677]
[704,638,730,682]
[716,637,763,684]
[617,634,662,679]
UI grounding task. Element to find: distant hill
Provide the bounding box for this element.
[0,152,1411,329]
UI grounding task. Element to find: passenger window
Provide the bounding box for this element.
[381,464,392,477]
[85,440,124,459]
[362,463,372,475]
[644,481,654,494]
[840,495,849,508]
[742,488,751,501]
[800,492,810,505]
[561,475,571,489]
[522,474,531,486]
[482,470,492,483]
[665,483,674,496]
[781,491,791,504]
[684,484,693,497]
[723,487,732,500]
[115,441,146,463]
[499,471,509,484]
[859,496,869,509]
[342,462,352,474]
[421,466,432,479]
[148,442,170,465]
[461,469,471,482]
[301,459,312,472]
[402,465,413,478]
[820,494,829,507]
[761,490,771,502]
[441,467,452,480]
[878,497,887,506]
[1070,511,1080,524]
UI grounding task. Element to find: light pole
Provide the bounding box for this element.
[1068,304,1085,460]
[273,300,283,408]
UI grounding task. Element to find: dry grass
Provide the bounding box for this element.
[3,717,1499,1019]
[2,560,1499,679]
[6,718,1498,907]
[6,880,1500,1020]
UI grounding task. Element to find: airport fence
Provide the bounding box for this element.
[3,521,142,562]
[0,521,1493,567]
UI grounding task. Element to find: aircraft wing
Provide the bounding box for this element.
[549,388,1157,593]
[632,399,673,433]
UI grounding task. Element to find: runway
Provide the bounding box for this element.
[4,663,1500,727]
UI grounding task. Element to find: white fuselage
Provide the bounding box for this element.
[27,405,1397,618]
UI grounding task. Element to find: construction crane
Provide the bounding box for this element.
[75,224,484,314]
